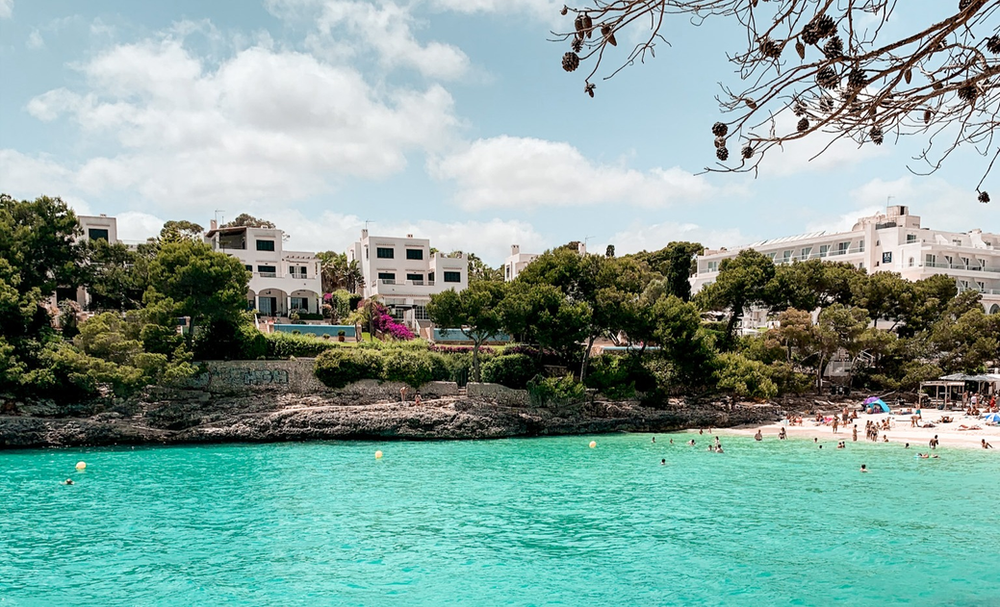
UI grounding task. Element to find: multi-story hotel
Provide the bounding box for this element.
[205,220,322,317]
[690,206,1000,318]
[347,230,468,327]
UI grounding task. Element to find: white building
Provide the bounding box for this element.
[205,220,322,317]
[690,205,1000,317]
[347,230,468,326]
[504,245,539,282]
[78,214,119,245]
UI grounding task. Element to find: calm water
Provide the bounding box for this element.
[1,435,998,606]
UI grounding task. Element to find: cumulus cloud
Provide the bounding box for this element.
[604,221,751,256]
[754,109,888,177]
[0,0,12,19]
[846,176,1000,232]
[26,29,44,49]
[431,136,715,211]
[429,0,561,19]
[23,39,459,208]
[266,0,470,79]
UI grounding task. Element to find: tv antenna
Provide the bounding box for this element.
[215,210,225,226]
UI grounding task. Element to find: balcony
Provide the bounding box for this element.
[925,262,1000,273]
[259,271,277,278]
[289,272,308,279]
[958,286,1000,295]
[377,279,435,287]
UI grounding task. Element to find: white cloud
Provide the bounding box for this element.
[604,221,750,256]
[0,149,76,197]
[753,109,888,177]
[266,0,470,79]
[0,0,12,19]
[26,29,44,49]
[431,136,715,211]
[116,211,166,243]
[23,39,459,208]
[429,0,560,19]
[846,176,1000,233]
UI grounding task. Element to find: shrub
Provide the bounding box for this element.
[715,352,778,399]
[381,350,438,387]
[584,354,637,399]
[527,375,586,407]
[265,332,339,358]
[314,348,384,388]
[337,330,346,337]
[481,353,539,389]
[297,313,324,321]
[193,320,266,360]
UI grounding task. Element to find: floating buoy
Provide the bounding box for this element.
[589,441,596,449]
[375,450,383,460]
[75,461,86,471]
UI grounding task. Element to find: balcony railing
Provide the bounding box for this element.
[259,272,277,278]
[376,279,435,287]
[958,286,1000,295]
[289,272,308,279]
[925,262,1000,273]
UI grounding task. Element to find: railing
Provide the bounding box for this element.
[925,262,1000,273]
[289,272,308,279]
[259,272,277,278]
[376,279,435,287]
[958,287,1000,295]
[699,247,865,272]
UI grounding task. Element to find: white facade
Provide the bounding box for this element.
[78,214,119,245]
[504,245,539,282]
[347,230,468,325]
[690,206,1000,317]
[205,221,322,317]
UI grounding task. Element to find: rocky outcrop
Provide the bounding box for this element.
[0,390,781,449]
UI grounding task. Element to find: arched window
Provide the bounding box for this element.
[990,304,1000,315]
[908,257,914,267]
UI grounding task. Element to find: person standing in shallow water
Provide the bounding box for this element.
[754,429,763,441]
[852,425,858,442]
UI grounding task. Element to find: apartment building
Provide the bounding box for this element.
[503,245,539,282]
[56,214,122,308]
[346,230,468,326]
[690,206,1000,323]
[205,220,322,317]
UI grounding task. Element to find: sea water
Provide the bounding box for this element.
[1,435,998,606]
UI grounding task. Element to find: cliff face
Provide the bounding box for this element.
[0,360,781,449]
[0,392,780,449]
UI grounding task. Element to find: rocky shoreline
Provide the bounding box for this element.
[0,392,781,449]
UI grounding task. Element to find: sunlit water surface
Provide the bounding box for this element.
[1,434,998,606]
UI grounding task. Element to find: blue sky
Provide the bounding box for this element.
[1,0,997,264]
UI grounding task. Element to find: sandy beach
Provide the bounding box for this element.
[718,410,1000,450]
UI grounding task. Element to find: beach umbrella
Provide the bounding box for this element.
[982,412,1000,425]
[863,396,880,405]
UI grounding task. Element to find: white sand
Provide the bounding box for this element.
[716,411,1000,450]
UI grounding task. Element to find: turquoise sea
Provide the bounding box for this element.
[1,434,998,606]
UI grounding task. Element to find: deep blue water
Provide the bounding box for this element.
[1,434,998,606]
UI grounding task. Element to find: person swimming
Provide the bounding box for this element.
[860,464,868,472]
[754,429,763,441]
[64,479,73,485]
[688,439,696,446]
[660,459,666,465]
[652,437,656,443]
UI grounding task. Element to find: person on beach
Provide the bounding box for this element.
[860,464,868,472]
[832,418,839,433]
[400,386,408,402]
[414,392,422,405]
[754,430,763,441]
[778,427,787,440]
[982,439,993,449]
[930,435,939,450]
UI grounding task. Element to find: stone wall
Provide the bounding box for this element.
[467,382,530,407]
[185,359,327,395]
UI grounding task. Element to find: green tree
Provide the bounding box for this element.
[696,249,775,345]
[650,295,717,387]
[160,220,204,241]
[932,293,1000,373]
[500,282,590,359]
[0,194,83,294]
[466,252,504,284]
[630,241,703,301]
[427,281,508,381]
[222,213,275,229]
[82,240,158,311]
[318,251,363,294]
[144,239,251,349]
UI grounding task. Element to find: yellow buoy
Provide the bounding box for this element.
[75,461,87,471]
[589,441,596,449]
[374,450,383,460]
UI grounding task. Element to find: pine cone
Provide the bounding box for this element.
[959,0,973,10]
[823,36,843,59]
[793,101,808,117]
[923,109,932,124]
[561,5,568,16]
[712,122,729,137]
[816,67,839,89]
[741,145,754,159]
[572,37,583,53]
[811,14,836,39]
[582,13,593,38]
[988,36,1000,54]
[760,38,782,59]
[584,83,595,98]
[601,24,618,46]
[795,40,806,59]
[819,96,834,112]
[958,83,977,102]
[714,136,727,149]
[979,190,990,203]
[574,14,585,35]
[847,68,866,90]
[904,69,912,84]
[562,52,580,72]
[797,118,810,132]
[869,127,883,145]
[716,147,729,161]
[802,22,822,45]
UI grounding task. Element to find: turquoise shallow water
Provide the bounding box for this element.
[1,434,998,606]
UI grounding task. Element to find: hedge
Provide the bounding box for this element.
[314,348,453,389]
[481,353,539,389]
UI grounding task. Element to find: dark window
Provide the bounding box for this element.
[258,265,276,275]
[244,265,253,272]
[406,249,423,260]
[406,273,424,282]
[444,271,461,283]
[882,252,892,264]
[88,228,109,242]
[377,272,396,282]
[428,272,434,282]
[256,240,275,251]
[376,247,394,259]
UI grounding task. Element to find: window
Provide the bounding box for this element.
[244,265,252,272]
[88,228,109,241]
[908,257,915,267]
[428,272,435,283]
[925,254,936,266]
[376,247,394,259]
[819,245,830,257]
[290,297,309,311]
[882,252,892,264]
[413,305,430,321]
[800,247,812,258]
[838,242,850,254]
[290,265,307,278]
[365,247,369,259]
[961,257,970,268]
[767,252,776,261]
[406,273,424,283]
[256,240,276,252]
[378,272,396,283]
[906,234,917,243]
[258,265,277,277]
[443,271,461,283]
[707,261,718,272]
[953,239,963,247]
[782,250,792,262]
[858,240,865,252]
[406,249,423,260]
